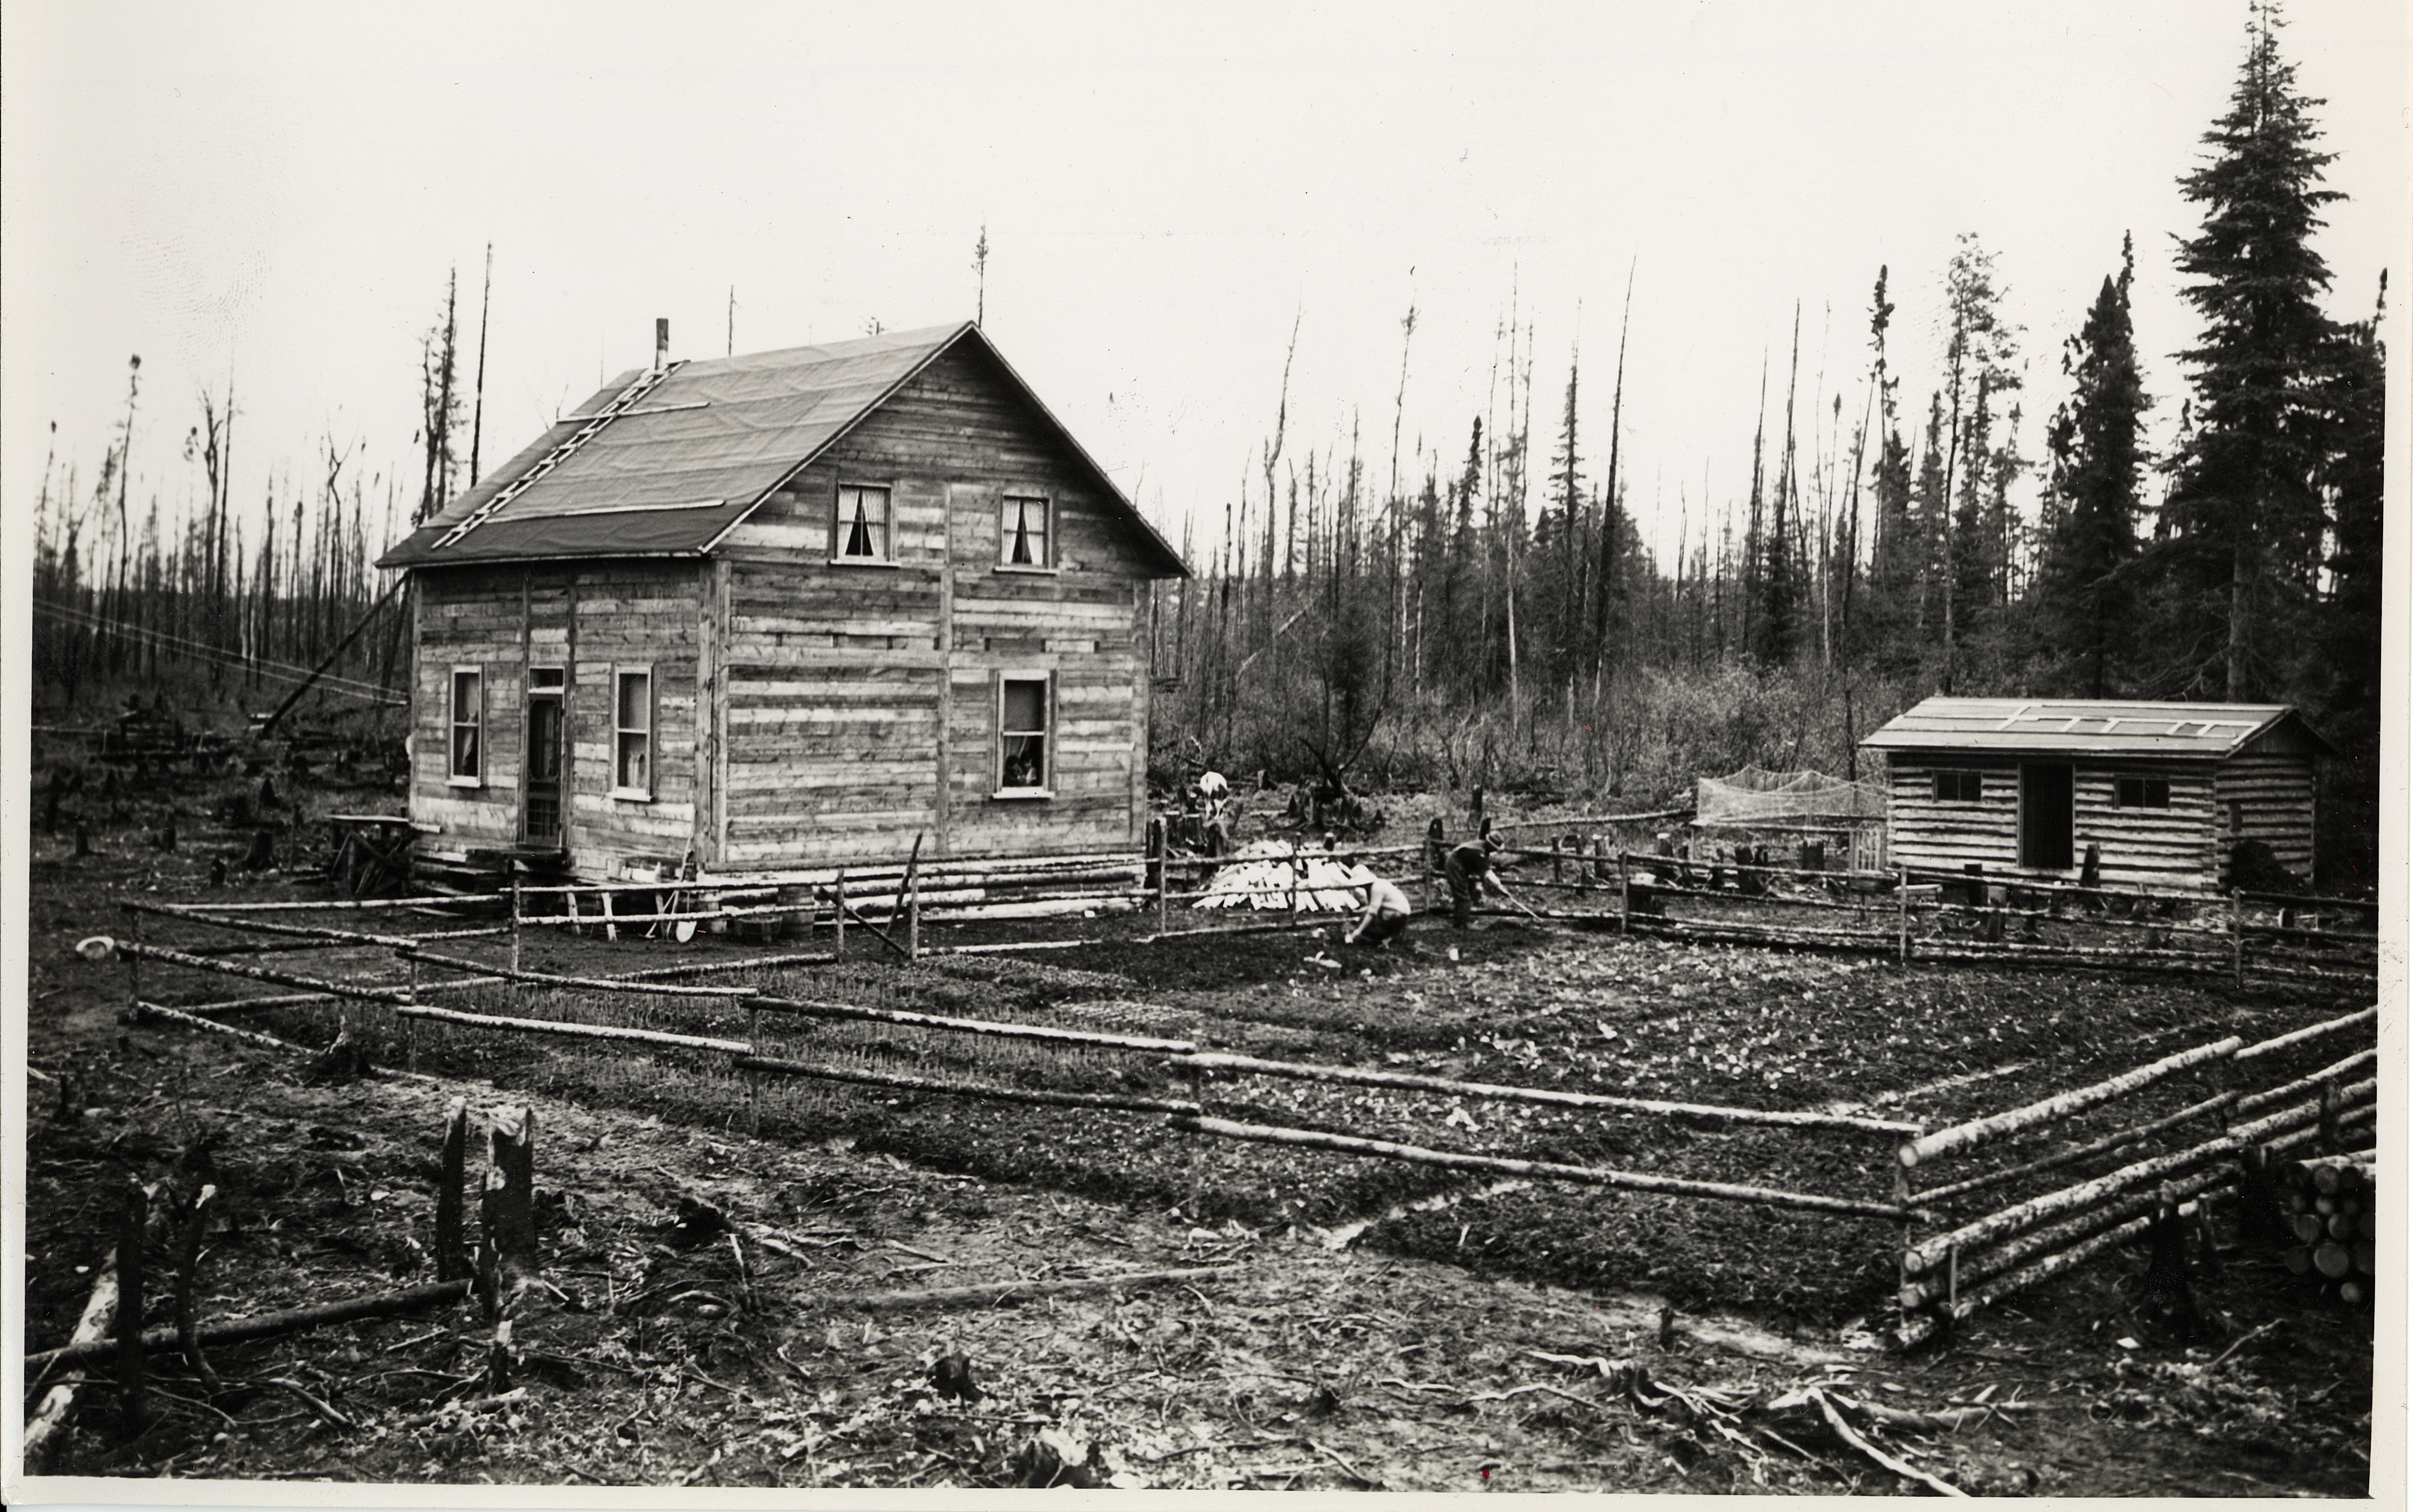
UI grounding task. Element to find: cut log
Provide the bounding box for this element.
[2283,1245,2312,1275]
[738,1053,1199,1118]
[2314,1242,2353,1280]
[25,1279,475,1372]
[2293,1214,2326,1244]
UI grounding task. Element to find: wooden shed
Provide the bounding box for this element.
[1858,697,2334,895]
[376,320,1187,881]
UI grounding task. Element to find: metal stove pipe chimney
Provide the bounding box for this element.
[654,318,669,373]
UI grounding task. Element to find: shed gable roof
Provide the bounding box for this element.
[1859,697,2336,760]
[377,321,1186,575]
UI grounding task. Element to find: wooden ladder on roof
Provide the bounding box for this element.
[430,360,685,552]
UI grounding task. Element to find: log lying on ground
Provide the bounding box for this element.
[738,1053,1200,1118]
[132,1001,444,1086]
[393,1002,746,1056]
[839,1265,1237,1311]
[1173,1051,1920,1136]
[750,993,1194,1053]
[23,1183,172,1468]
[403,948,756,997]
[1176,1114,1922,1220]
[109,939,413,1003]
[1899,1037,2244,1169]
[25,1279,475,1373]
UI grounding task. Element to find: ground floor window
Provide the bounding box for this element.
[449,667,483,784]
[614,666,653,798]
[1931,770,1982,803]
[998,673,1051,794]
[2116,776,2171,809]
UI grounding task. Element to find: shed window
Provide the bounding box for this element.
[2116,776,2171,809]
[613,667,653,798]
[1931,771,1982,803]
[1000,495,1051,568]
[834,484,892,562]
[998,675,1051,795]
[448,667,483,784]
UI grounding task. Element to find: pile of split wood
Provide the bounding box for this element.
[2274,1153,2377,1307]
[1193,842,1368,912]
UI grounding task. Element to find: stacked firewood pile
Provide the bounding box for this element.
[2274,1153,2377,1307]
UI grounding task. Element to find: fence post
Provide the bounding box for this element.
[510,878,523,977]
[1551,835,1563,886]
[1288,852,1300,931]
[745,1000,763,1138]
[1617,853,1631,934]
[834,870,846,959]
[403,951,420,1072]
[124,901,143,1015]
[1898,868,1911,964]
[1157,847,1172,934]
[2229,888,2244,987]
[1894,1160,1917,1340]
[908,868,921,962]
[1425,818,1444,912]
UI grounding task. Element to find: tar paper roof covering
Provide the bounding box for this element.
[1858,698,2332,759]
[378,322,1185,574]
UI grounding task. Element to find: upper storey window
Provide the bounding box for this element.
[1000,495,1051,568]
[834,483,892,563]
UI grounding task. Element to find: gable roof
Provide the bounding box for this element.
[377,321,1187,575]
[1858,697,2337,760]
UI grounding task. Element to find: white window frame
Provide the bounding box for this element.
[612,664,655,802]
[994,670,1053,799]
[447,665,484,787]
[831,481,896,566]
[997,492,1056,572]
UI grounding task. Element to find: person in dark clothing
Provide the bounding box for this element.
[1443,832,1511,928]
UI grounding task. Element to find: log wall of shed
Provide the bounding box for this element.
[1884,754,2225,892]
[2214,748,2317,881]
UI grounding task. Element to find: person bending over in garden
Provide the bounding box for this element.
[1444,832,1514,928]
[1342,866,1414,950]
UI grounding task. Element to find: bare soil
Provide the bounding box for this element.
[14,764,2379,1495]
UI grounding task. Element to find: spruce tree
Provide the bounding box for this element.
[2314,273,2385,883]
[2042,235,2151,696]
[2161,0,2342,700]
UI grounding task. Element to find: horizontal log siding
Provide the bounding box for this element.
[412,567,528,851]
[1884,753,2223,893]
[2214,749,2317,881]
[562,562,702,877]
[711,342,1155,867]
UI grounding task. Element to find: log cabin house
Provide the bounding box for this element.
[1858,697,2334,895]
[376,320,1187,882]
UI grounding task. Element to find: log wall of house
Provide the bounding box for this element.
[1883,754,2226,892]
[2214,731,2319,882]
[410,561,700,877]
[708,340,1154,868]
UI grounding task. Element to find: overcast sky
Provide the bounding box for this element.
[3,1,2405,572]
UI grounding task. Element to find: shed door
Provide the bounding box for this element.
[2019,763,2074,870]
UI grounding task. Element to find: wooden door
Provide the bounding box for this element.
[523,690,564,847]
[2019,763,2073,870]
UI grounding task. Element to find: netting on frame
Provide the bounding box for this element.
[1694,765,1888,827]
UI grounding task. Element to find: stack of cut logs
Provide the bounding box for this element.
[2277,1153,2377,1306]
